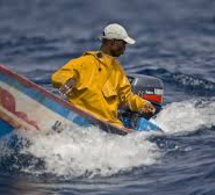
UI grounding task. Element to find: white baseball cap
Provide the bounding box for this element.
[101,23,136,44]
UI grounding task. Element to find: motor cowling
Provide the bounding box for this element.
[128,74,164,113]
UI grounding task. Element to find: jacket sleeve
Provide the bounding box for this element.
[51,57,83,88]
[117,68,147,112]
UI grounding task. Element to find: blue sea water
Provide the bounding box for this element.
[0,0,215,194]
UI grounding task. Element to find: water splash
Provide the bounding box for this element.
[1,98,214,179]
[155,98,215,134]
[0,126,161,179]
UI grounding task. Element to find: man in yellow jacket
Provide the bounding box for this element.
[52,23,155,128]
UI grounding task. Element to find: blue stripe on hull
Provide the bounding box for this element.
[0,119,14,137]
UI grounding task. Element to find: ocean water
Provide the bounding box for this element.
[0,0,215,194]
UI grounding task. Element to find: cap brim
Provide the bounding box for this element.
[124,36,136,44]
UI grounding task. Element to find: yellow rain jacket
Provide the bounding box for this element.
[52,51,147,127]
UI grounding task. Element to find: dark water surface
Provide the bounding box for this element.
[0,0,215,194]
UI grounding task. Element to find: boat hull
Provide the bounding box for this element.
[0,65,161,138]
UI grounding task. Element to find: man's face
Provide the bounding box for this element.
[110,39,127,57]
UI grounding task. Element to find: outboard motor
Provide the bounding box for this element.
[119,74,164,130]
[128,74,164,117]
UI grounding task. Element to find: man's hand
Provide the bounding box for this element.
[140,100,156,115]
[59,78,76,95]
